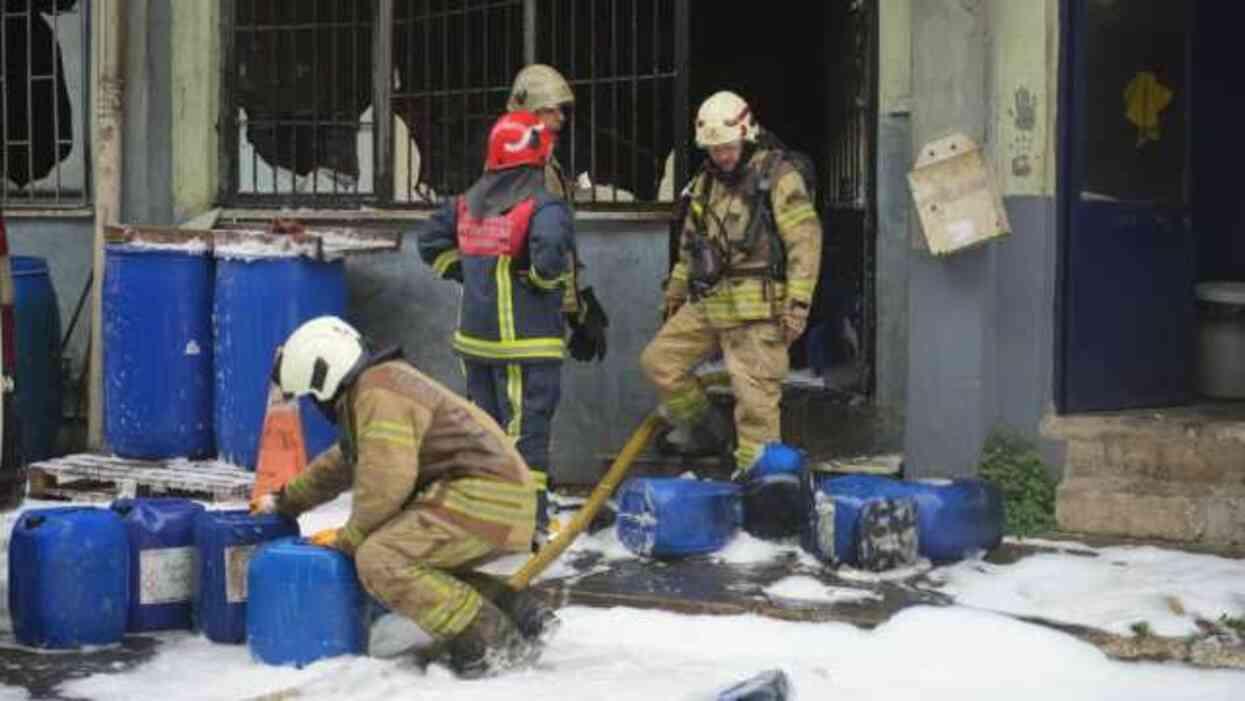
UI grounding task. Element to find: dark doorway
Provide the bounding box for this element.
[687,0,875,393]
[1057,0,1195,412]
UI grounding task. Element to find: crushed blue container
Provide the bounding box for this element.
[103,246,214,459]
[247,537,367,667]
[802,473,1005,565]
[111,498,206,632]
[8,507,129,648]
[193,509,300,643]
[616,478,742,557]
[741,443,806,540]
[213,257,346,469]
[11,256,62,461]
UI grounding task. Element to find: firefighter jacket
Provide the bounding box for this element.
[417,189,575,363]
[278,359,538,555]
[666,148,822,328]
[545,157,584,316]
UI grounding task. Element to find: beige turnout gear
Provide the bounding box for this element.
[278,360,537,639]
[643,143,822,470]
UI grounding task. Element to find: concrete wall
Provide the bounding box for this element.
[893,0,1062,477]
[347,218,666,485]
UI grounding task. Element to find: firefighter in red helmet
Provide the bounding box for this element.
[414,111,599,541]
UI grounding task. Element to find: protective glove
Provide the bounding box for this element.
[309,527,342,549]
[249,492,278,516]
[567,287,609,362]
[781,301,810,346]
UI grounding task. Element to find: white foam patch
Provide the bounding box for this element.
[764,576,882,605]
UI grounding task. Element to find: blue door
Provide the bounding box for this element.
[1058,0,1194,412]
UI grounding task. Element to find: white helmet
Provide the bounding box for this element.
[695,91,757,148]
[508,64,575,112]
[273,316,365,402]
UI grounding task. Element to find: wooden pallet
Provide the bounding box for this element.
[27,454,254,503]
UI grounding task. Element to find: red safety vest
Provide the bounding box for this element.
[456,197,537,258]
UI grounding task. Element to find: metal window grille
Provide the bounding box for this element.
[826,0,871,211]
[534,0,685,205]
[224,0,378,206]
[0,0,90,208]
[223,0,687,209]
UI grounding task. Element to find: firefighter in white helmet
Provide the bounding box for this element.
[642,90,823,476]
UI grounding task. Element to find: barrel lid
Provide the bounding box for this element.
[1197,282,1245,306]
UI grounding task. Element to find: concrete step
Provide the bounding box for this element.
[1057,476,1245,546]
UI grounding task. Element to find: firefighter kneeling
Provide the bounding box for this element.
[251,316,558,678]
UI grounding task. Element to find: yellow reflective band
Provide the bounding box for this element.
[670,263,689,282]
[452,331,566,360]
[787,279,815,303]
[505,363,523,439]
[359,420,418,448]
[339,523,365,550]
[528,267,570,291]
[454,476,534,501]
[496,256,517,342]
[530,470,549,489]
[412,570,482,636]
[735,439,764,471]
[777,204,817,230]
[284,475,312,504]
[432,249,460,276]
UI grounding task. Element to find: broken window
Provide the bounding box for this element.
[223,0,687,209]
[1,0,88,206]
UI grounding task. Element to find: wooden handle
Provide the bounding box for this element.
[507,412,662,590]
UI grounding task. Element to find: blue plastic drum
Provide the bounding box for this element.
[103,246,214,459]
[192,509,300,643]
[213,257,346,469]
[11,256,62,461]
[112,497,206,632]
[8,507,129,648]
[616,478,743,557]
[247,537,367,667]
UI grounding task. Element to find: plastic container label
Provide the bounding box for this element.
[225,544,257,603]
[139,546,195,605]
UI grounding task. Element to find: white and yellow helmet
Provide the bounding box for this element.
[272,316,365,402]
[508,64,575,113]
[695,91,757,148]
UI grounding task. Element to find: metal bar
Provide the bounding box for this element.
[673,0,689,189]
[441,0,450,199]
[462,1,470,193]
[523,0,536,65]
[374,0,394,203]
[25,5,34,202]
[569,0,576,180]
[218,0,236,202]
[287,15,297,196]
[311,0,320,198]
[610,0,617,202]
[589,0,597,203]
[352,1,361,196]
[51,6,61,202]
[631,0,638,201]
[652,0,659,200]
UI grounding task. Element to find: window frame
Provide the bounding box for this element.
[218,0,688,212]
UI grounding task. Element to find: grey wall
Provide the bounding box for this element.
[347,219,666,485]
[902,0,1060,477]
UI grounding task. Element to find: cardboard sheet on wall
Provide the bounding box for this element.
[907,133,1011,255]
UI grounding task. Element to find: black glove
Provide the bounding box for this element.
[567,287,608,362]
[443,261,463,283]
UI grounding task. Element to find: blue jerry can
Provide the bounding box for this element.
[616,478,743,557]
[247,537,367,667]
[9,507,129,648]
[802,473,1005,565]
[112,497,206,632]
[193,509,300,643]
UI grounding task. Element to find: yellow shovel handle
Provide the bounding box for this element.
[507,412,662,591]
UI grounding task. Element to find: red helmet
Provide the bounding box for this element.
[485,111,553,172]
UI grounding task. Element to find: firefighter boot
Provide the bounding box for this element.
[447,599,540,679]
[459,573,562,647]
[656,405,734,472]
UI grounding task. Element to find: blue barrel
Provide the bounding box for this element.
[192,509,300,643]
[213,257,346,469]
[802,474,1005,564]
[11,256,62,461]
[111,497,206,632]
[103,246,214,459]
[247,537,367,667]
[616,478,742,557]
[741,443,806,540]
[8,507,129,648]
